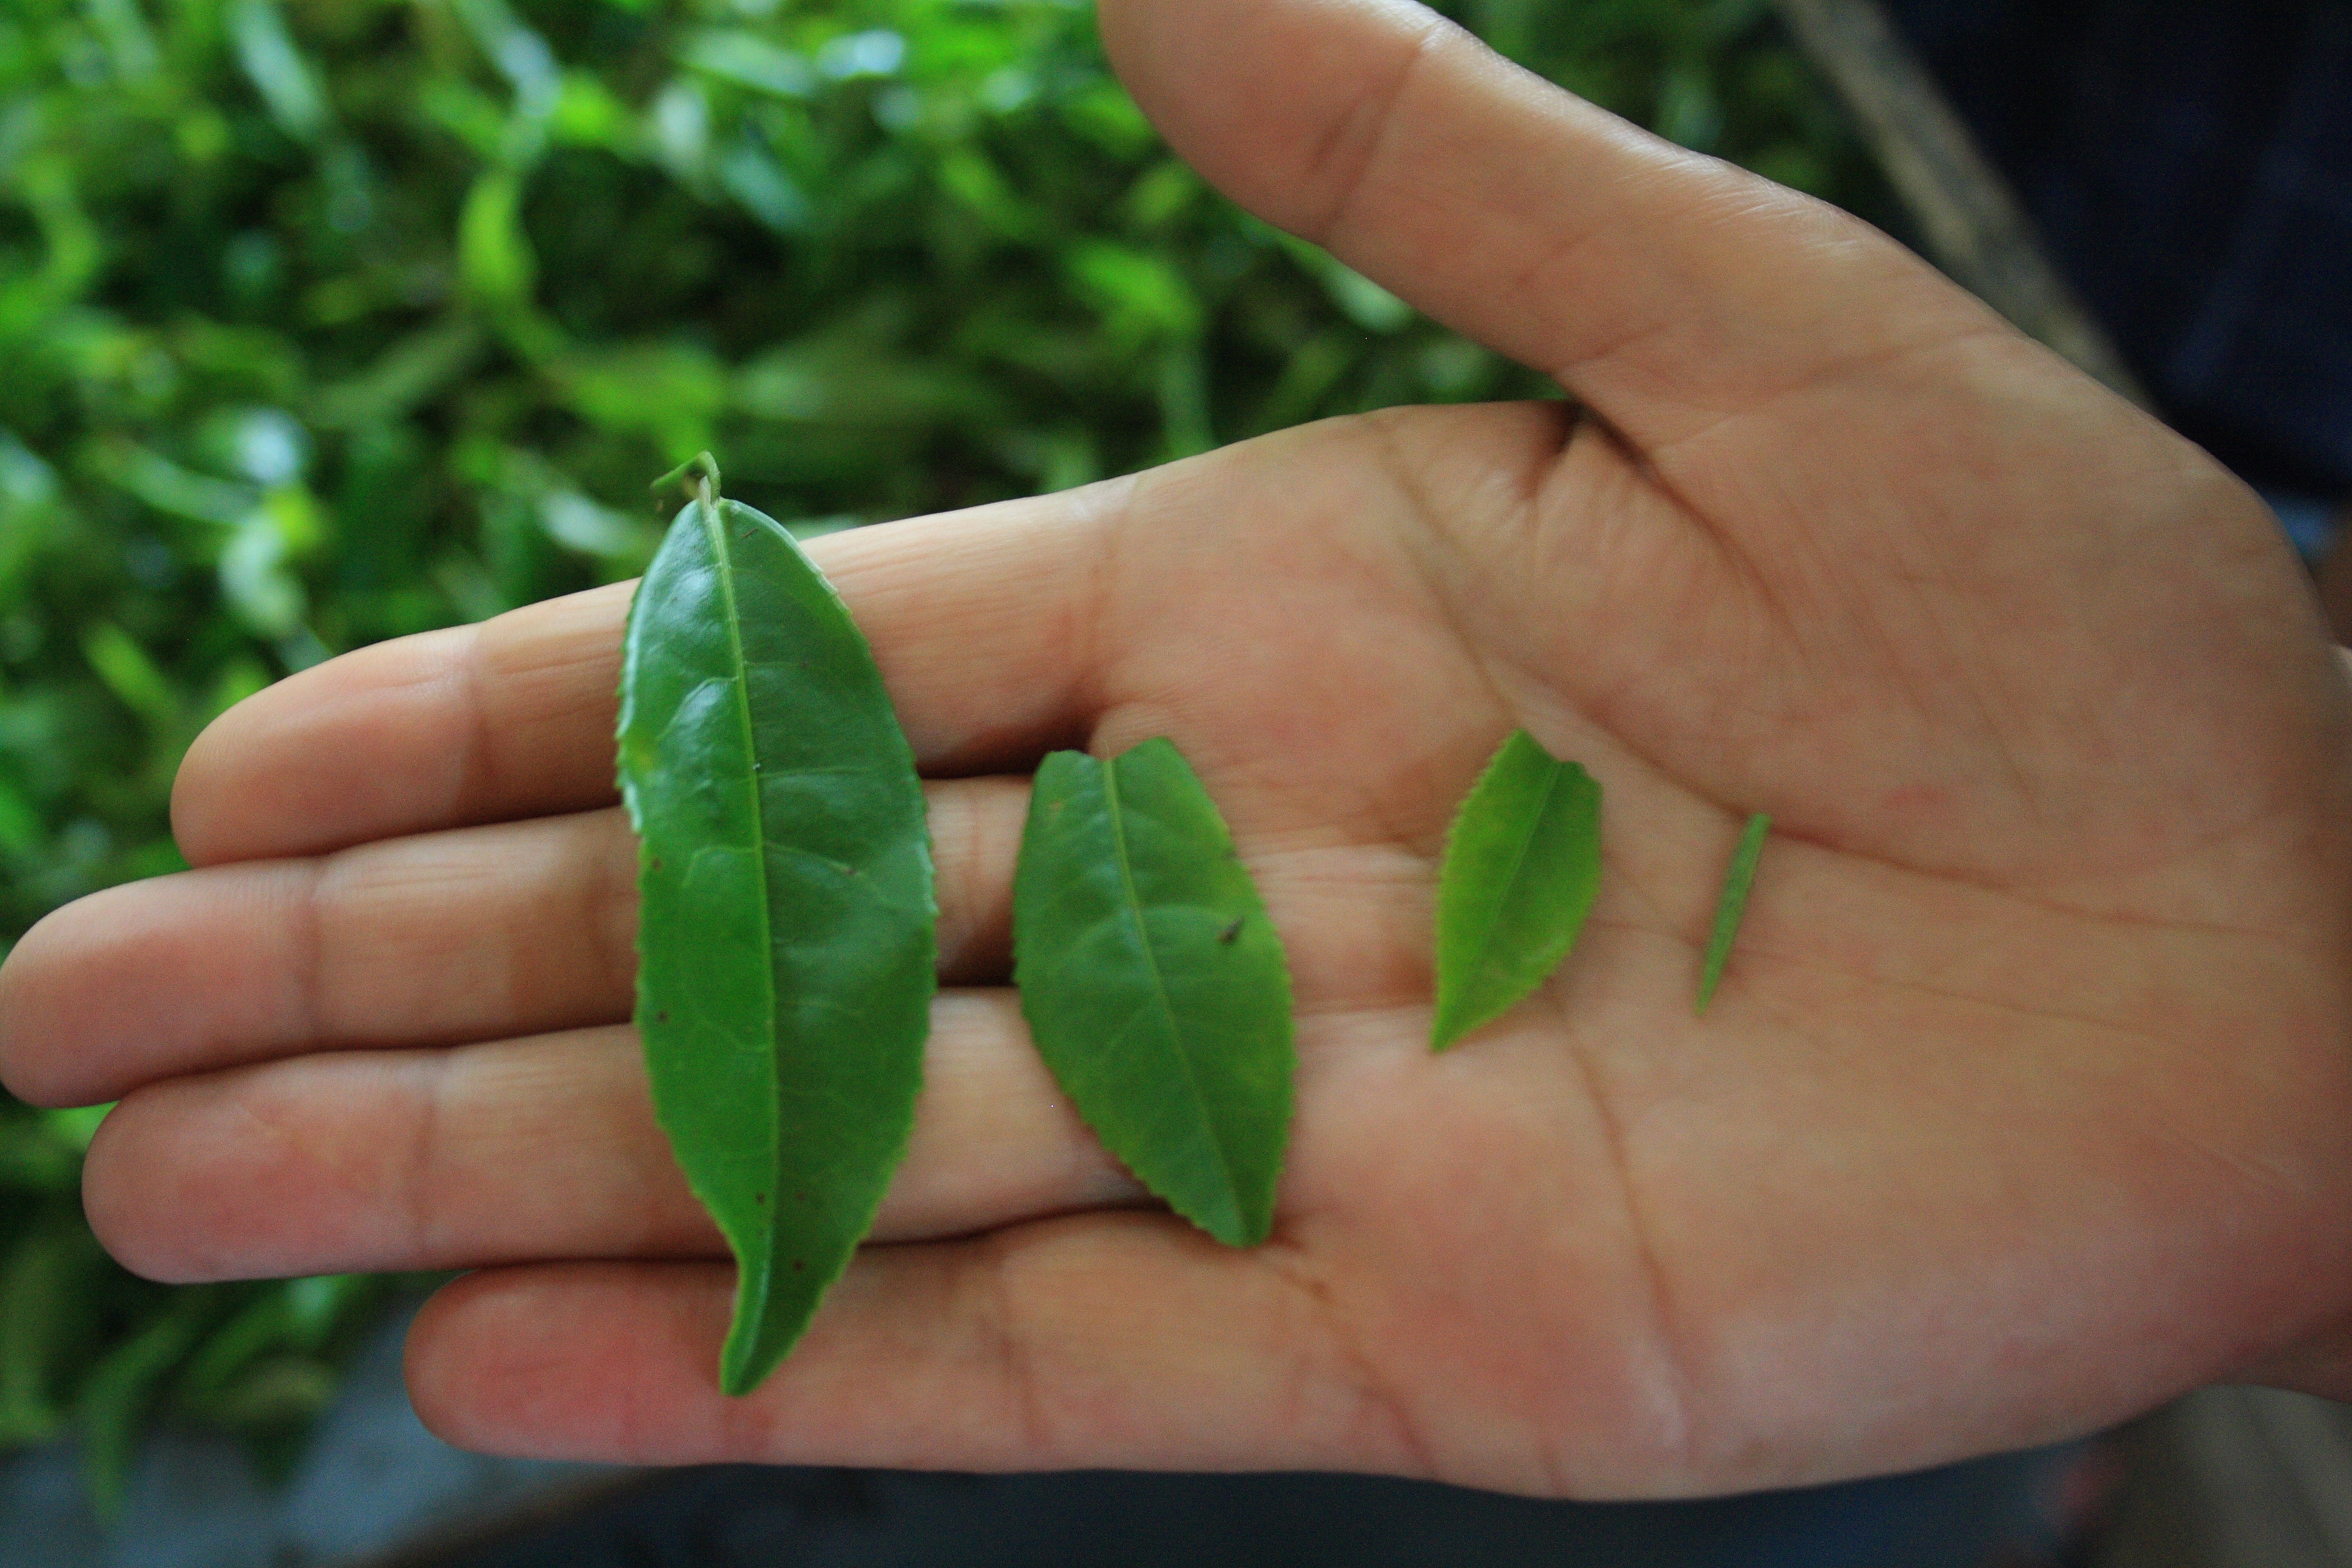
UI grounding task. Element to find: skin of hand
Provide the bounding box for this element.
[4,0,2351,1500]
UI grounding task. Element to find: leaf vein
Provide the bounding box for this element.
[1101,760,1245,1219]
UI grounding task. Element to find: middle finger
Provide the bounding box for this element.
[0,778,1028,1108]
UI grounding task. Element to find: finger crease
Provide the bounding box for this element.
[1309,11,1458,249]
[405,1050,451,1262]
[1261,1238,1433,1478]
[590,812,641,997]
[295,857,332,1048]
[454,621,500,825]
[978,1235,1057,1463]
[1553,1000,1701,1488]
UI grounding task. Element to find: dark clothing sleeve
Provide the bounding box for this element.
[1884,0,2352,501]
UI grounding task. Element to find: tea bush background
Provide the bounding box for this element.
[0,0,1883,1504]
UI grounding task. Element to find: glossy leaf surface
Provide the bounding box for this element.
[1013,740,1293,1246]
[1431,731,1603,1051]
[1697,814,1771,1015]
[618,494,935,1396]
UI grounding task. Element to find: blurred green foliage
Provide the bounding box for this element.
[0,0,1882,1506]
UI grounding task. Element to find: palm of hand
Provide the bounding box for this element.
[6,0,2352,1500]
[1001,382,2352,1494]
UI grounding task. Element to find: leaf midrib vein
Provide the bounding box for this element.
[705,500,782,1286]
[1464,756,1564,994]
[1100,757,1243,1220]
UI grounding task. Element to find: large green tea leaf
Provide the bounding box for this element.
[1012,740,1293,1246]
[1431,731,1603,1051]
[1697,814,1771,1015]
[618,486,935,1397]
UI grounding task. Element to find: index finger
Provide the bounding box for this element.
[172,484,1123,867]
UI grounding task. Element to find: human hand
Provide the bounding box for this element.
[5,0,2350,1498]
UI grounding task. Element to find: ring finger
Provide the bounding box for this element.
[83,994,1139,1283]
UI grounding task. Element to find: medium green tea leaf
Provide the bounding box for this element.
[1013,740,1293,1247]
[1697,814,1771,1015]
[1431,731,1603,1051]
[618,482,935,1397]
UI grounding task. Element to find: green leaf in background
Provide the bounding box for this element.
[1697,813,1770,1015]
[1430,731,1604,1051]
[0,783,40,860]
[79,1293,214,1518]
[169,1273,379,1448]
[1012,740,1295,1247]
[678,29,818,100]
[79,623,180,730]
[226,0,330,146]
[618,463,936,1397]
[0,1107,108,1192]
[458,171,539,314]
[0,1221,105,1448]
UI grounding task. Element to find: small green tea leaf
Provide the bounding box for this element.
[1431,731,1603,1051]
[619,482,935,1397]
[1697,814,1770,1015]
[1013,740,1293,1246]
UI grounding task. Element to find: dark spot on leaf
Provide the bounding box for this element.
[655,1010,670,1022]
[649,857,663,872]
[791,1259,806,1271]
[1217,918,1244,944]
[753,1192,765,1204]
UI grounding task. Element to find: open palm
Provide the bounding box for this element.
[5,0,2350,1498]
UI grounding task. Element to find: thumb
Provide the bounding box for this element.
[1097,0,1999,451]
